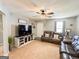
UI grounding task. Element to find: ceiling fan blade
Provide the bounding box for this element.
[47,12,54,15]
[36,12,40,14]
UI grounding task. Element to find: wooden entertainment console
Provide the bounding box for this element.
[15,34,33,48]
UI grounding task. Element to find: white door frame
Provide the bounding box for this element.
[0,10,9,56]
[36,22,44,37]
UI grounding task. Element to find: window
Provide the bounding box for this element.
[55,21,64,33]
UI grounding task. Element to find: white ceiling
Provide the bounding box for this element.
[1,0,79,20]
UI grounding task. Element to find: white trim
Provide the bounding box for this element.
[18,40,33,48]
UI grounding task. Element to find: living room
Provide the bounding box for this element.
[0,0,79,59]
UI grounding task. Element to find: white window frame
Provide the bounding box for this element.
[55,21,64,33]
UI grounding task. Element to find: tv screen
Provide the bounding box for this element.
[18,25,26,36]
[28,25,32,34]
[18,25,32,36]
[19,25,26,31]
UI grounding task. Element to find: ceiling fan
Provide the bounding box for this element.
[36,9,54,16]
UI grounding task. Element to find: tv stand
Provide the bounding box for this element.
[15,34,33,48]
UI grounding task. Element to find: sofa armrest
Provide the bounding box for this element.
[61,43,79,57]
[61,51,79,57]
[63,40,72,45]
[41,35,44,37]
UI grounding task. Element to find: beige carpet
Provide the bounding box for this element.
[9,40,60,59]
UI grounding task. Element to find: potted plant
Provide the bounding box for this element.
[8,36,13,51]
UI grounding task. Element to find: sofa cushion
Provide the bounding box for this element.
[74,44,79,53]
[66,44,78,56]
[61,42,79,57]
[60,53,70,59]
[61,52,79,59]
[60,42,66,52]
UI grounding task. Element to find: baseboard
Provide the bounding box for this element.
[18,40,33,48]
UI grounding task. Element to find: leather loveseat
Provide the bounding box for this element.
[41,31,63,44]
[60,36,79,59]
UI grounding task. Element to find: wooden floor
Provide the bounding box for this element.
[0,46,3,56]
[9,40,60,59]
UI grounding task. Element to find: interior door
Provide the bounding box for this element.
[36,22,43,37]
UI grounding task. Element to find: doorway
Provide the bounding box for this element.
[36,22,44,37]
[0,12,3,56]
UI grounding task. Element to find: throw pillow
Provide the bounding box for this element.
[72,35,79,53]
[54,34,59,39]
[45,34,49,37]
[72,35,79,47]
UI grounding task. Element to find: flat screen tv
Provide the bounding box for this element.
[18,25,32,36]
[28,25,32,34]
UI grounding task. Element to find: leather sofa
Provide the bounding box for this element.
[60,40,79,59]
[41,31,79,59]
[41,31,63,44]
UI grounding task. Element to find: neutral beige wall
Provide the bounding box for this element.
[76,16,79,34]
[43,20,55,31]
[43,17,76,33]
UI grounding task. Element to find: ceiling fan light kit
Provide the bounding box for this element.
[36,9,54,16]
